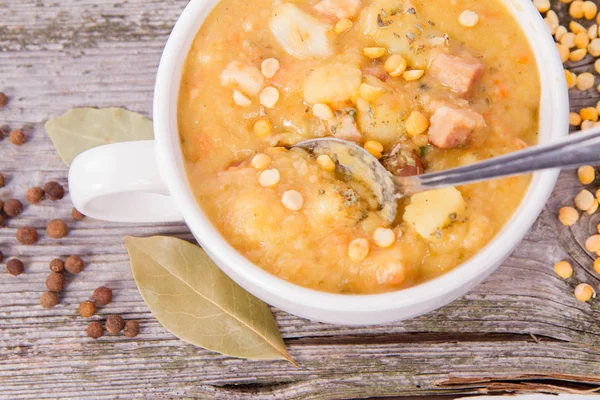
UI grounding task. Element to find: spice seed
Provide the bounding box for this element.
[40,292,60,309]
[46,219,68,239]
[6,259,24,276]
[86,322,104,339]
[106,315,125,334]
[43,181,65,201]
[92,286,113,306]
[26,187,44,204]
[16,227,38,245]
[49,258,65,273]
[123,321,140,338]
[72,208,85,220]
[4,199,23,217]
[79,301,96,318]
[9,130,26,146]
[65,255,84,274]
[46,272,66,292]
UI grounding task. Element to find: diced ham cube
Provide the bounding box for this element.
[329,110,362,143]
[314,0,361,20]
[428,106,486,149]
[429,54,485,97]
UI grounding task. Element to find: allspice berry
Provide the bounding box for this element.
[0,250,3,263]
[79,301,96,318]
[16,226,38,245]
[0,92,7,109]
[106,315,125,334]
[72,208,85,220]
[43,181,65,201]
[0,173,4,188]
[92,286,113,306]
[46,219,68,239]
[6,259,24,276]
[0,214,4,228]
[65,255,84,274]
[49,258,65,273]
[123,320,140,338]
[9,129,26,146]
[26,187,44,204]
[40,291,60,309]
[4,199,23,217]
[46,272,66,292]
[86,322,104,340]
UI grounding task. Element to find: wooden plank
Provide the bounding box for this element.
[1,0,599,398]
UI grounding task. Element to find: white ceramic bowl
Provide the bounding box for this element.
[71,0,569,325]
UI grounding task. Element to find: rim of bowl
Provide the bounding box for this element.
[153,0,569,314]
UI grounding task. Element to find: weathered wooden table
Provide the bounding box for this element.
[1,1,600,398]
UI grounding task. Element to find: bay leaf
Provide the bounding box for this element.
[45,107,154,166]
[124,236,296,365]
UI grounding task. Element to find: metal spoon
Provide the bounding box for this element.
[294,126,600,224]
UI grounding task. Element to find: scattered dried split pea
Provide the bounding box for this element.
[359,83,383,102]
[458,10,479,27]
[588,199,599,214]
[594,258,600,273]
[571,21,587,34]
[557,44,569,63]
[576,72,595,91]
[570,112,582,126]
[259,86,280,108]
[595,59,600,74]
[317,154,336,172]
[570,0,584,19]
[534,0,551,13]
[373,228,396,248]
[348,238,369,263]
[565,70,576,89]
[403,70,425,81]
[281,190,304,211]
[384,54,407,77]
[578,165,595,184]
[259,169,280,187]
[575,189,595,210]
[251,154,272,170]
[585,234,600,252]
[574,283,595,302]
[233,90,252,107]
[576,31,590,48]
[553,261,573,279]
[570,48,587,62]
[261,58,280,78]
[547,10,559,30]
[312,103,334,120]
[582,120,596,130]
[405,111,430,136]
[589,38,600,57]
[583,1,598,20]
[556,25,568,41]
[561,32,576,48]
[558,206,579,226]
[580,107,599,121]
[363,47,386,59]
[335,19,353,34]
[589,24,599,39]
[253,119,272,137]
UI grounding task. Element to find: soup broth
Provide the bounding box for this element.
[178,0,540,294]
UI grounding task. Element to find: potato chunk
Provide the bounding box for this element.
[403,187,466,239]
[304,62,362,104]
[269,2,336,59]
[360,0,445,68]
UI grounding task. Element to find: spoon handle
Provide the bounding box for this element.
[395,126,600,196]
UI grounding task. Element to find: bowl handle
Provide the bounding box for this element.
[68,140,184,223]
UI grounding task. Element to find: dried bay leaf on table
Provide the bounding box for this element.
[45,107,154,166]
[124,236,296,365]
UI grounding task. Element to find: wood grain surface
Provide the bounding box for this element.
[1,1,600,399]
